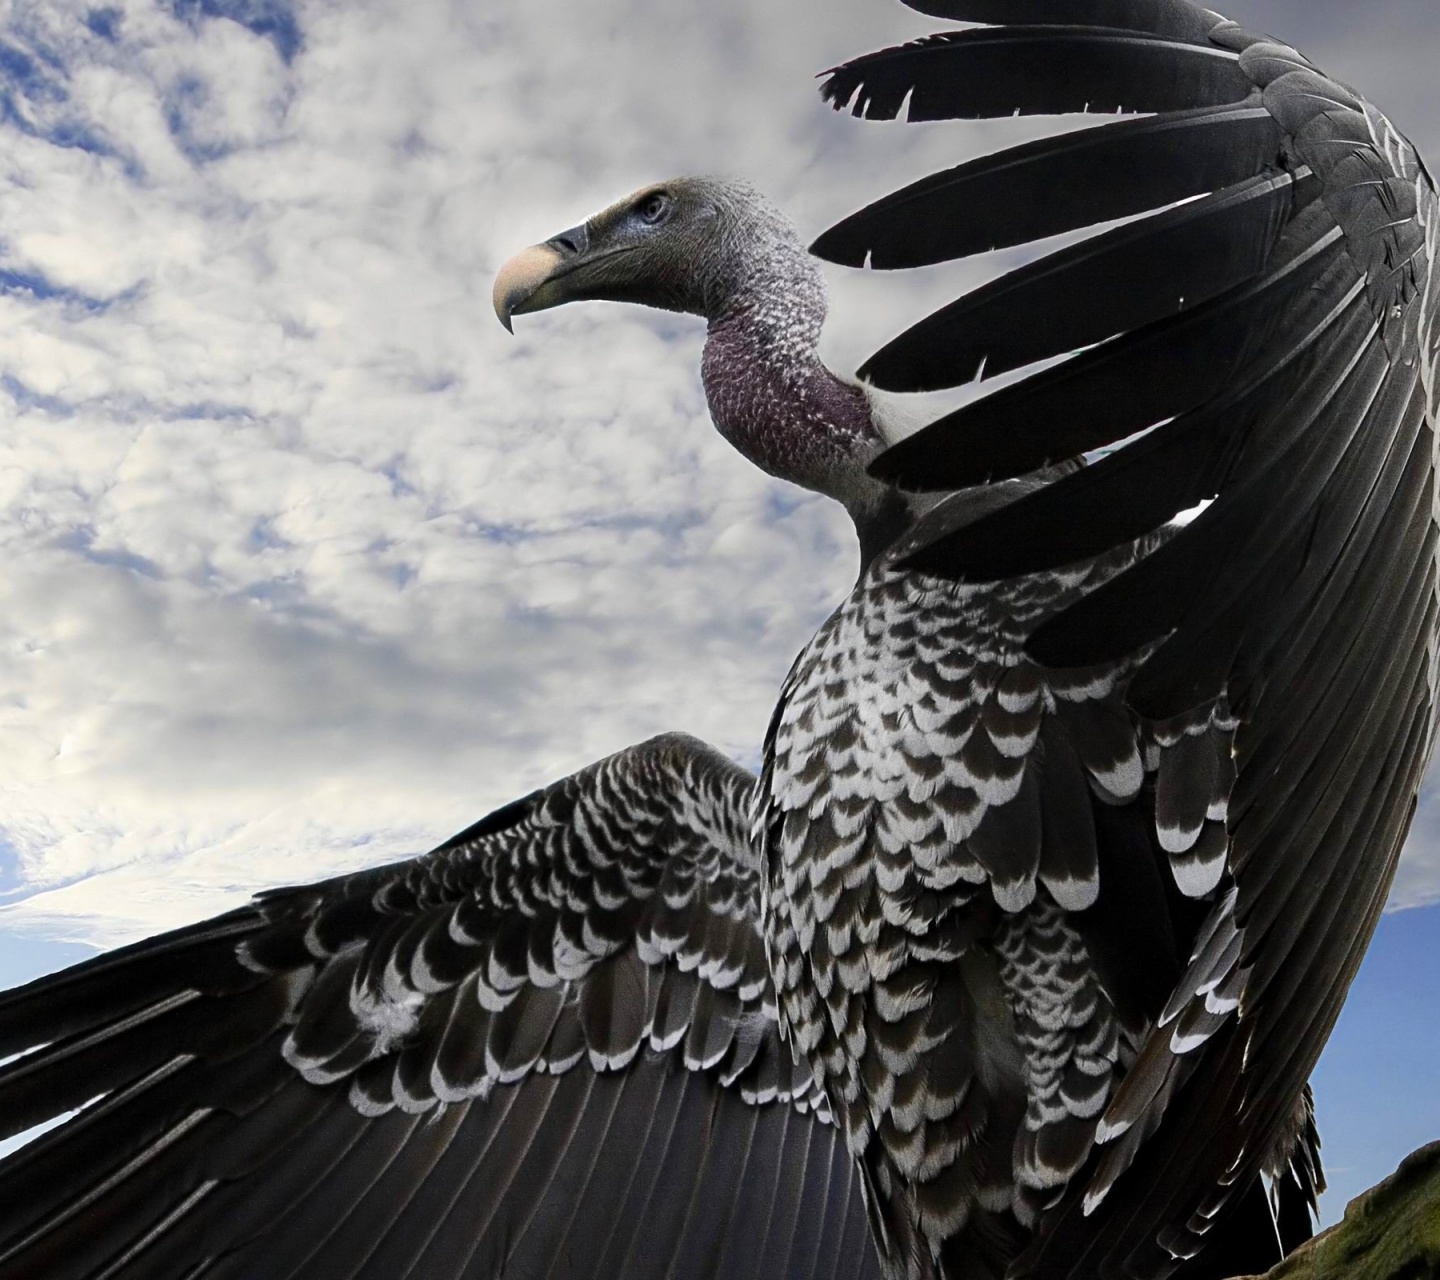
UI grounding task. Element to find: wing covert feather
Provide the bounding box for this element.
[0,734,882,1280]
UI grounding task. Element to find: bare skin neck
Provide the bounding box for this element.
[701,296,906,562]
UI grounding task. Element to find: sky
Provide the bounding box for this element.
[0,0,1435,1229]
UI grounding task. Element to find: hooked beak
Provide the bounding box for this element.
[492,223,590,333]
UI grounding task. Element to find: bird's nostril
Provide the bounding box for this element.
[547,224,588,257]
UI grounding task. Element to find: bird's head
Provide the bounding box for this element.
[493,176,896,543]
[493,176,819,332]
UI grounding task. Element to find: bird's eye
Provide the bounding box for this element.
[636,193,671,225]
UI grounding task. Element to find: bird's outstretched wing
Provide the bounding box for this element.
[0,733,882,1280]
[814,1,1437,1276]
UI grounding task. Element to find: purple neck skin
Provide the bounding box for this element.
[700,300,885,515]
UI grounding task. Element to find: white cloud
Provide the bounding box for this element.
[0,0,1437,950]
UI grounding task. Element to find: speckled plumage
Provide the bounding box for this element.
[754,504,1225,1276]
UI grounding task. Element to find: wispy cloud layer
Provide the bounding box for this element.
[0,0,1436,948]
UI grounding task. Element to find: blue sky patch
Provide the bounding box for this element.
[246,517,294,553]
[466,520,531,546]
[57,528,165,580]
[164,74,229,164]
[34,115,121,160]
[170,0,303,64]
[164,401,254,423]
[0,264,112,314]
[0,38,127,165]
[1313,904,1440,1222]
[85,8,123,42]
[0,97,124,163]
[0,39,65,105]
[1,375,76,418]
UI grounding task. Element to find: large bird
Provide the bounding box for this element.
[1,2,1435,1278]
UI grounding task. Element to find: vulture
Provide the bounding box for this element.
[1,1,1436,1278]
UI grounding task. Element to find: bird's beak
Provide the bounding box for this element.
[493,223,590,333]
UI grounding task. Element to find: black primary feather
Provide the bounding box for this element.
[858,168,1311,392]
[812,105,1285,271]
[904,0,1228,43]
[869,221,1346,491]
[819,27,1253,124]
